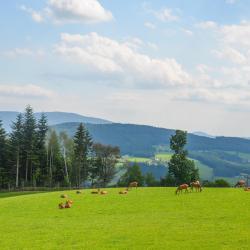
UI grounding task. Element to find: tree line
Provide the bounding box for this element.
[0,106,204,190]
[0,106,120,189]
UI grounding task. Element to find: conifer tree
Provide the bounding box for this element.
[73,123,92,187]
[9,114,23,188]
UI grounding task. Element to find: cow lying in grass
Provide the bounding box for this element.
[59,200,73,209]
[60,194,68,198]
[91,189,100,194]
[119,189,128,194]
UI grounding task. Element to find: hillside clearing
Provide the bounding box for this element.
[0,188,250,249]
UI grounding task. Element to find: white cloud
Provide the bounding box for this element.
[196,21,218,29]
[154,8,179,22]
[0,84,54,98]
[147,42,158,50]
[212,47,247,65]
[2,48,45,58]
[21,0,113,24]
[55,32,191,88]
[144,22,156,30]
[20,5,44,23]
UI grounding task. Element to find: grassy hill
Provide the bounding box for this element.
[1,188,250,249]
[53,122,250,180]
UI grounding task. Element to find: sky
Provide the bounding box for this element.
[1,0,250,137]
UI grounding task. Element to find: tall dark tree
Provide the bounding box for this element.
[73,123,92,187]
[22,105,37,185]
[168,130,199,184]
[35,113,48,185]
[0,120,9,188]
[9,114,23,188]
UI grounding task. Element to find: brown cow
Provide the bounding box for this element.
[176,184,189,195]
[128,181,138,189]
[119,189,128,194]
[100,190,108,195]
[190,181,202,192]
[235,180,246,188]
[60,194,68,198]
[58,202,65,209]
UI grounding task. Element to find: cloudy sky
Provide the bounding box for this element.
[1,0,250,137]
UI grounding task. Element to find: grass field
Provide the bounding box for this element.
[1,188,250,249]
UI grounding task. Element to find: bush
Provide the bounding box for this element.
[203,179,231,187]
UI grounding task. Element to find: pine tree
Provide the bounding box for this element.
[22,105,37,185]
[9,114,23,188]
[73,123,92,187]
[35,113,48,186]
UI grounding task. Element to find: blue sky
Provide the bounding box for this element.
[1,0,250,137]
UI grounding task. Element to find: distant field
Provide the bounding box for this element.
[123,156,152,163]
[125,153,214,181]
[0,188,250,249]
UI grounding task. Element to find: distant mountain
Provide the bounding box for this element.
[0,111,111,132]
[52,122,250,178]
[192,131,215,138]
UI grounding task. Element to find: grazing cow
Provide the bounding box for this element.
[190,181,202,192]
[176,184,189,195]
[235,180,246,188]
[76,190,82,194]
[128,181,138,189]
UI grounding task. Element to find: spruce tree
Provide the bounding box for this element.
[22,105,37,185]
[73,123,92,187]
[36,113,48,185]
[9,114,23,188]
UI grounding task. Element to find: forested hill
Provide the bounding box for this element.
[0,111,111,131]
[52,122,250,156]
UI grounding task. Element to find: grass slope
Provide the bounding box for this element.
[0,188,250,249]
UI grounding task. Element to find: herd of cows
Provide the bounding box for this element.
[58,180,250,209]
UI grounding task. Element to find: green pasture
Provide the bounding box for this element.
[0,188,250,249]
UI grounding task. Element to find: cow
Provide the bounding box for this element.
[176,184,189,195]
[235,180,246,188]
[128,181,138,189]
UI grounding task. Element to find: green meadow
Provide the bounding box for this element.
[0,188,250,250]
